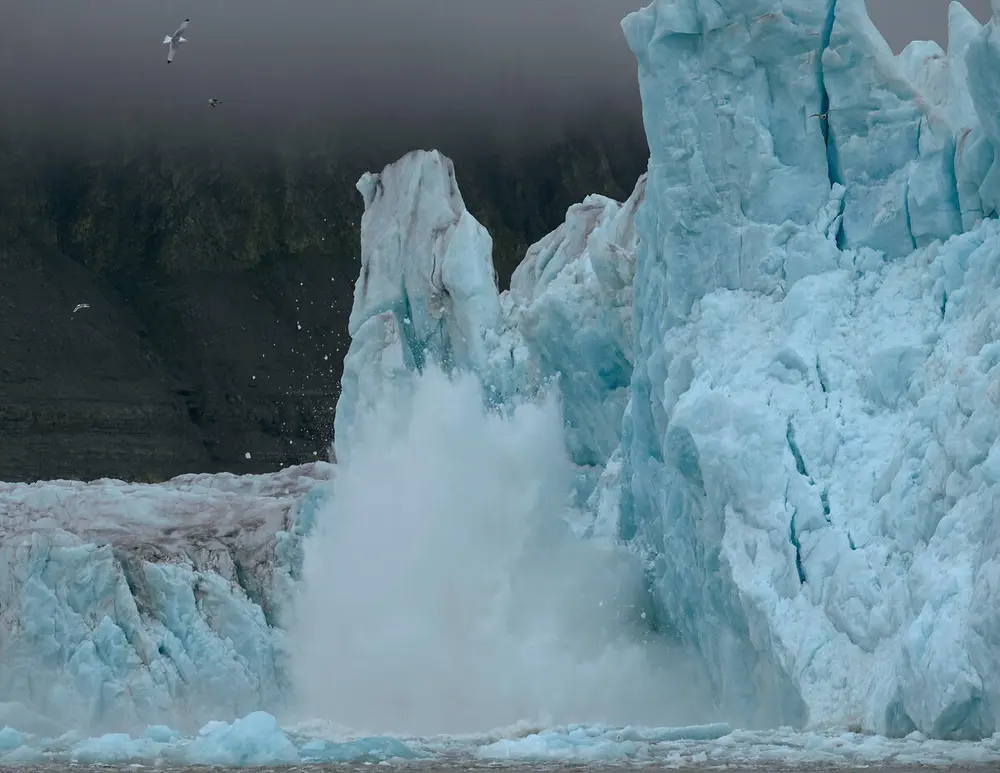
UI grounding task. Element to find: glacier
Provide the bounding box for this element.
[4,0,1000,760]
[0,462,334,735]
[619,0,1000,740]
[323,0,1000,743]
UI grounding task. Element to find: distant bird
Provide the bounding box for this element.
[810,112,828,121]
[72,303,90,314]
[206,97,252,108]
[163,18,189,64]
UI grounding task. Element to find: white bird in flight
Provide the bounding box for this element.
[72,303,90,314]
[163,18,189,64]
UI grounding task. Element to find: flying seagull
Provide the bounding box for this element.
[163,18,189,64]
[72,303,90,314]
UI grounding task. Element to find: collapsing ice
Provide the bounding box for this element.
[331,0,1000,742]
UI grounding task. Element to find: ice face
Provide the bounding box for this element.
[622,0,843,328]
[619,220,1000,736]
[318,0,1000,737]
[0,463,333,734]
[965,5,1000,219]
[335,150,501,461]
[508,179,647,504]
[823,0,965,256]
[618,0,1000,740]
[333,149,650,508]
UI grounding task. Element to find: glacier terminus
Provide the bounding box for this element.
[5,0,1000,765]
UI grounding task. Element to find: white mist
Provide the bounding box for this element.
[288,365,706,735]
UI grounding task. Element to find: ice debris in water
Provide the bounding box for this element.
[0,712,420,766]
[0,715,999,767]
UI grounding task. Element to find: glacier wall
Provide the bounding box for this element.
[620,0,1000,740]
[334,151,505,460]
[293,151,713,735]
[507,178,647,504]
[324,0,1000,742]
[333,148,649,507]
[0,463,334,735]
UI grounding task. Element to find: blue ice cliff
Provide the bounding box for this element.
[4,0,1000,750]
[335,150,646,507]
[619,0,1000,740]
[334,0,1000,741]
[0,464,334,735]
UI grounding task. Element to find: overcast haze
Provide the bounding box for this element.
[0,0,993,153]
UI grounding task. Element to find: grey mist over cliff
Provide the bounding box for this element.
[1,0,989,154]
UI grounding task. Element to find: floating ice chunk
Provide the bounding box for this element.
[142,724,181,743]
[0,713,422,767]
[72,733,161,764]
[0,716,996,766]
[0,729,24,753]
[0,746,45,765]
[472,721,1000,765]
[477,729,638,762]
[186,712,299,766]
[297,736,419,763]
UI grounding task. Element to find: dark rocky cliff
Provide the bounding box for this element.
[0,123,647,482]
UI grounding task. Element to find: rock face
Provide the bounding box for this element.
[0,249,350,483]
[0,129,647,483]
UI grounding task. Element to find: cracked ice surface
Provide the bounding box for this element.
[621,0,1000,739]
[0,463,334,735]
